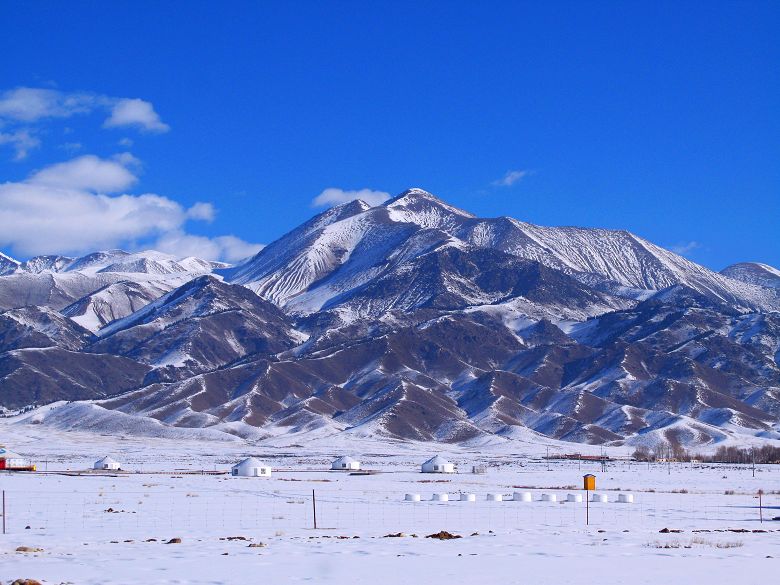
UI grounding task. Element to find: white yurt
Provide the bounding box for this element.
[94,456,121,471]
[231,457,272,477]
[421,455,454,474]
[331,456,360,471]
[0,447,32,470]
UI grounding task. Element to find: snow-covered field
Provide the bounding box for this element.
[1,421,779,584]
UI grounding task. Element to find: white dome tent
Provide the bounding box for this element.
[421,455,454,474]
[94,456,121,471]
[231,457,272,477]
[331,456,360,471]
[0,447,32,471]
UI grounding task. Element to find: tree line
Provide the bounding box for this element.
[632,444,780,464]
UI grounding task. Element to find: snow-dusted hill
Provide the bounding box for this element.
[1,189,779,447]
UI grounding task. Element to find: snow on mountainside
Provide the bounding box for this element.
[721,262,780,290]
[1,188,779,448]
[61,280,178,332]
[459,219,777,309]
[0,249,222,315]
[0,252,20,276]
[19,255,75,274]
[0,306,93,352]
[225,189,779,315]
[90,275,303,373]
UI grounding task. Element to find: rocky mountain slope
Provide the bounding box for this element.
[1,189,778,449]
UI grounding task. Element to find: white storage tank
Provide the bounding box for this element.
[513,492,532,502]
[567,493,583,503]
[405,493,421,502]
[460,493,476,502]
[541,493,557,502]
[431,493,449,502]
[618,493,634,503]
[487,493,503,502]
[591,493,608,503]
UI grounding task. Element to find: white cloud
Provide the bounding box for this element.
[0,87,169,160]
[0,87,94,122]
[104,98,170,133]
[669,241,701,256]
[0,182,186,256]
[185,201,216,221]
[312,187,390,207]
[492,169,531,187]
[118,137,134,148]
[0,155,254,262]
[28,154,138,192]
[0,129,40,160]
[154,231,263,263]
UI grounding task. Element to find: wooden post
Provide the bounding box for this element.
[586,491,589,526]
[2,490,5,534]
[758,489,763,524]
[312,489,317,529]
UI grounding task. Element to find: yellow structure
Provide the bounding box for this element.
[583,474,596,490]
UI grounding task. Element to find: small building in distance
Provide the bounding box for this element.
[421,455,454,474]
[94,456,121,471]
[0,446,34,471]
[331,456,360,471]
[232,457,272,477]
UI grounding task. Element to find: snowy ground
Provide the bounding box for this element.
[1,421,779,584]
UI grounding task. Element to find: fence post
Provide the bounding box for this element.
[312,490,317,529]
[2,490,6,534]
[586,492,589,526]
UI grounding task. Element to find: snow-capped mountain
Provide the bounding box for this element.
[1,189,779,448]
[18,255,75,274]
[721,262,780,290]
[225,189,779,315]
[0,249,220,313]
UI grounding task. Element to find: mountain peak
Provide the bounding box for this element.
[721,262,780,289]
[384,188,475,219]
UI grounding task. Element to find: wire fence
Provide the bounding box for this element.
[1,488,775,537]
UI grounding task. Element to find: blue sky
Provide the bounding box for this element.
[0,1,778,268]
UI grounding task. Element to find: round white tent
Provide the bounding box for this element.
[231,457,272,477]
[331,456,360,471]
[0,447,32,470]
[421,455,454,474]
[94,456,121,470]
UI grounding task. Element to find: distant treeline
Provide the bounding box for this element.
[632,445,780,464]
[0,404,38,418]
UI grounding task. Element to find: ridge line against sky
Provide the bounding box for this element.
[0,2,777,269]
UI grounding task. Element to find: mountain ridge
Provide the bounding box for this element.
[1,189,779,449]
